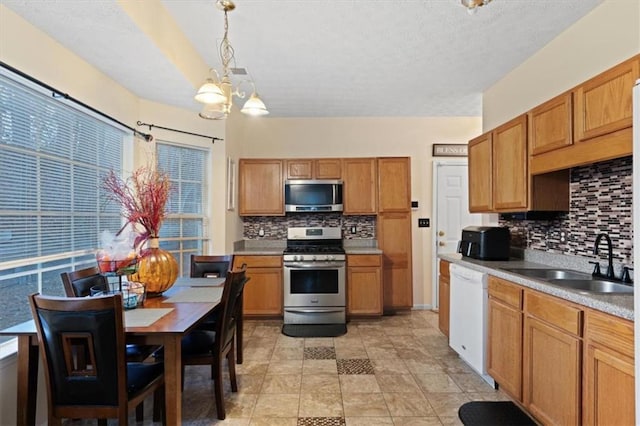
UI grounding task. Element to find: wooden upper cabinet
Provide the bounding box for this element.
[493,114,528,212]
[343,158,377,215]
[574,55,639,143]
[468,132,493,212]
[377,157,411,213]
[238,159,285,216]
[528,91,573,155]
[285,158,342,180]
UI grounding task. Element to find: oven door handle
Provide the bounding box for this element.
[284,308,345,314]
[283,262,345,269]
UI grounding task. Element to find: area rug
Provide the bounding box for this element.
[282,323,347,338]
[458,401,536,426]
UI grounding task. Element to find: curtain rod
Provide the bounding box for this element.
[136,121,223,143]
[1,61,154,142]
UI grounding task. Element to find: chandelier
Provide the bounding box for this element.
[194,0,268,119]
[461,0,492,14]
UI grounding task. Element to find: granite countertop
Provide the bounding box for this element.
[439,253,634,321]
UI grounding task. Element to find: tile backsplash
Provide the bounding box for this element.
[500,156,632,264]
[243,213,377,240]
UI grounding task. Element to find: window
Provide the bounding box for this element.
[156,142,208,276]
[0,72,127,344]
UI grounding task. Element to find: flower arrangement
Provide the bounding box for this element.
[102,166,172,250]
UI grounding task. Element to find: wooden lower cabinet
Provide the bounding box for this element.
[583,309,635,426]
[378,212,413,311]
[346,254,382,316]
[487,276,523,401]
[523,291,582,426]
[233,255,283,317]
[438,260,450,337]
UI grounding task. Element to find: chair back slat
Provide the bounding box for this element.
[190,255,234,278]
[215,267,248,352]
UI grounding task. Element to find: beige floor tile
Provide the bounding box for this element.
[449,373,496,393]
[271,346,304,360]
[251,325,282,338]
[397,347,433,361]
[436,355,476,374]
[266,359,303,375]
[261,374,302,394]
[298,392,344,417]
[345,417,394,425]
[392,417,443,425]
[224,392,259,418]
[236,360,270,376]
[303,359,338,374]
[465,391,511,401]
[369,359,410,375]
[383,392,435,417]
[253,394,300,417]
[250,418,298,426]
[335,345,369,359]
[339,374,381,393]
[365,346,399,360]
[438,416,464,426]
[414,373,463,394]
[243,346,275,361]
[276,336,305,348]
[301,374,341,394]
[403,359,445,375]
[425,393,470,418]
[375,374,420,393]
[305,337,336,347]
[342,393,390,417]
[226,374,265,394]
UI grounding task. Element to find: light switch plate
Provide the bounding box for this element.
[418,218,430,228]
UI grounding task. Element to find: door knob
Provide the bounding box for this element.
[439,242,446,247]
[438,231,445,237]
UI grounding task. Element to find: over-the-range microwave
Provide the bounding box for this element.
[284,180,343,212]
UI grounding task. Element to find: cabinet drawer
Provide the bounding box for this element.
[525,290,583,336]
[439,260,450,278]
[347,255,381,267]
[234,255,282,269]
[489,276,523,309]
[585,309,634,358]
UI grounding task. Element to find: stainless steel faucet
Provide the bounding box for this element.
[593,233,615,279]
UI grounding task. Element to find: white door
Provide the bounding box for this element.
[432,161,482,307]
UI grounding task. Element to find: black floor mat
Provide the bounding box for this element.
[282,323,347,338]
[458,401,536,426]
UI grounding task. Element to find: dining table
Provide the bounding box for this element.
[0,277,226,426]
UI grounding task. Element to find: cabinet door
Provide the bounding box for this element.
[347,266,382,316]
[523,315,581,426]
[574,56,639,143]
[343,158,377,214]
[378,212,412,310]
[242,267,283,316]
[377,157,411,213]
[487,297,522,401]
[468,132,492,212]
[493,115,528,211]
[238,159,284,216]
[285,159,313,179]
[438,274,450,338]
[528,92,573,155]
[315,159,342,179]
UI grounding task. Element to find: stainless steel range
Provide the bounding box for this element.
[283,227,346,325]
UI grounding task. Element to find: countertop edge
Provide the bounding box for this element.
[439,253,634,321]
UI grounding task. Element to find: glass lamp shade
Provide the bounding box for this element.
[194,79,227,104]
[199,103,228,120]
[241,93,269,116]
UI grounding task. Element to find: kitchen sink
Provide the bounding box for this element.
[547,279,634,294]
[501,268,591,281]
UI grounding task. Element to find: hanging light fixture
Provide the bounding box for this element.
[461,0,492,14]
[194,0,269,119]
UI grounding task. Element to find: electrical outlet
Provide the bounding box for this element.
[350,226,357,234]
[418,218,430,228]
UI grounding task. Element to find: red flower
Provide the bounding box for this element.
[103,167,172,249]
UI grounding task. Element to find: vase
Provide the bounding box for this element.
[129,237,178,297]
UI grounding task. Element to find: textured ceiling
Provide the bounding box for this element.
[2,0,603,117]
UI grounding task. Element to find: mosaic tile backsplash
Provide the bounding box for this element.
[243,213,377,240]
[500,156,632,265]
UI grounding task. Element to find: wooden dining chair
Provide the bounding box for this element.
[189,254,246,364]
[180,267,249,420]
[60,266,160,363]
[28,293,165,426]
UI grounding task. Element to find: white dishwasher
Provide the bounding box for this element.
[449,263,494,386]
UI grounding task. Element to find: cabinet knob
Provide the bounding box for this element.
[439,242,446,247]
[438,231,445,237]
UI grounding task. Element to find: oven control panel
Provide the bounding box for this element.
[284,254,346,262]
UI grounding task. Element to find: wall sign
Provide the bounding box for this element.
[432,144,468,157]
